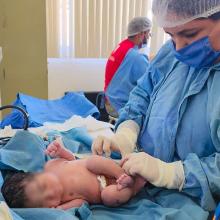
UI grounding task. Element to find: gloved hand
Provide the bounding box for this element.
[121,152,185,190]
[91,120,140,157]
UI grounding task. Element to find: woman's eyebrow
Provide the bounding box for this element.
[165,28,201,37]
[177,28,201,36]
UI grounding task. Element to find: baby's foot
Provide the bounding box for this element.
[116,173,134,190]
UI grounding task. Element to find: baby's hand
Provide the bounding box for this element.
[45,139,63,157]
[45,137,76,160]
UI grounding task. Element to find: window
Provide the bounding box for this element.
[46,0,169,58]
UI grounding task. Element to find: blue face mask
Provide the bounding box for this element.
[172,36,220,68]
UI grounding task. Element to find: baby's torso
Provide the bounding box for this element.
[46,159,105,204]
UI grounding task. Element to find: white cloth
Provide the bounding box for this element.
[0,116,114,140]
[43,115,114,138]
[0,126,17,138]
[97,175,107,189]
[0,201,13,220]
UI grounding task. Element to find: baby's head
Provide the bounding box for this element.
[1,171,63,208]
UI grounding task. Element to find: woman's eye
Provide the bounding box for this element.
[184,32,198,38]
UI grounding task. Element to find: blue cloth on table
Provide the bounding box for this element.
[0,92,100,129]
[73,189,208,220]
[14,208,78,220]
[0,131,46,172]
[46,127,92,154]
[0,130,209,220]
[11,189,208,220]
[0,127,93,172]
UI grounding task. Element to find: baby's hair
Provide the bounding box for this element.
[1,171,35,208]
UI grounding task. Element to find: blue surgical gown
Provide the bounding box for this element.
[117,40,220,214]
[106,48,149,112]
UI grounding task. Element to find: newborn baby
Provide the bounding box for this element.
[2,139,146,209]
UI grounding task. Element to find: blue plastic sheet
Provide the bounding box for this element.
[0,131,209,220]
[0,92,100,129]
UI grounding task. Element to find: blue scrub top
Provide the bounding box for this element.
[106,47,149,112]
[118,40,220,211]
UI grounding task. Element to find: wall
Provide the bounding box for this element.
[0,0,48,109]
[48,58,106,99]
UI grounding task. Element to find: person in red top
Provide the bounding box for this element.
[104,17,152,117]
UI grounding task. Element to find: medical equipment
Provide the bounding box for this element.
[0,105,28,145]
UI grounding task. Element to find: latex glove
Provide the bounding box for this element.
[92,120,140,157]
[121,152,185,190]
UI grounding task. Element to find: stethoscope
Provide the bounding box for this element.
[0,105,29,145]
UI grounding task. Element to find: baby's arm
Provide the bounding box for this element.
[85,155,134,189]
[45,138,75,161]
[56,199,87,210]
[85,155,124,179]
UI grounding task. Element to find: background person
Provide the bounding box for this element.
[104,16,152,117]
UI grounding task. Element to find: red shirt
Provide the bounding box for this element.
[104,39,135,91]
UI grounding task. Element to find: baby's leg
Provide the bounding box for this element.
[117,174,146,192]
[101,184,134,207]
[116,173,134,190]
[132,175,147,195]
[101,177,146,207]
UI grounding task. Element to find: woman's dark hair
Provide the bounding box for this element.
[1,171,35,208]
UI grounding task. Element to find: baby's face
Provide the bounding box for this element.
[25,172,63,208]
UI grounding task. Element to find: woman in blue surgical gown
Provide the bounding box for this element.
[92,0,220,219]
